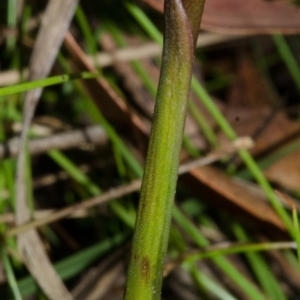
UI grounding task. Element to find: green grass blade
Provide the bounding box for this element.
[125,2,163,46]
[0,72,100,97]
[48,149,101,196]
[75,6,98,56]
[272,34,300,94]
[187,263,239,300]
[173,207,267,299]
[232,222,287,300]
[1,247,22,300]
[293,207,300,269]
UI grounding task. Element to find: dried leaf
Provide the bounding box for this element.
[181,166,286,232]
[220,106,300,157]
[143,0,300,34]
[227,53,276,107]
[264,141,300,191]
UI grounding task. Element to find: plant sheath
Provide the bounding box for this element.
[124,0,205,299]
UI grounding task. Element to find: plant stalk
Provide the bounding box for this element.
[124,0,205,299]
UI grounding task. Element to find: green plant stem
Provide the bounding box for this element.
[124,1,205,299]
[125,1,218,148]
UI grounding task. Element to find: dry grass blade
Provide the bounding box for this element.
[0,125,107,159]
[64,32,149,138]
[14,1,78,299]
[72,245,128,300]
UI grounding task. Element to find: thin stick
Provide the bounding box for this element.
[0,125,107,159]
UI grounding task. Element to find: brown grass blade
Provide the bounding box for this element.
[64,32,149,143]
[14,1,78,299]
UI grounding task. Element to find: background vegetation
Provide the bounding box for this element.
[0,0,300,299]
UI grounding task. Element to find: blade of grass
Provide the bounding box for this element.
[75,5,98,56]
[173,207,268,300]
[186,263,239,300]
[0,72,100,97]
[184,241,295,263]
[272,34,300,94]
[232,222,287,300]
[48,150,101,196]
[276,191,300,270]
[237,138,300,180]
[1,246,22,300]
[48,148,136,228]
[169,224,238,299]
[6,0,17,51]
[59,52,144,177]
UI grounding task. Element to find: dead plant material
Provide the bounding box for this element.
[14,1,78,299]
[181,166,286,232]
[64,32,149,146]
[0,125,107,159]
[71,244,127,299]
[143,0,300,34]
[264,143,300,191]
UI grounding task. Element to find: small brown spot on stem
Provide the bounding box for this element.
[141,256,150,282]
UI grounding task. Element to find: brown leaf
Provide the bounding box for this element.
[143,0,300,34]
[64,32,149,147]
[264,140,300,191]
[220,106,300,157]
[227,53,276,107]
[181,166,286,233]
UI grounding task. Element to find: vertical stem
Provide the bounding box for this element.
[124,1,205,299]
